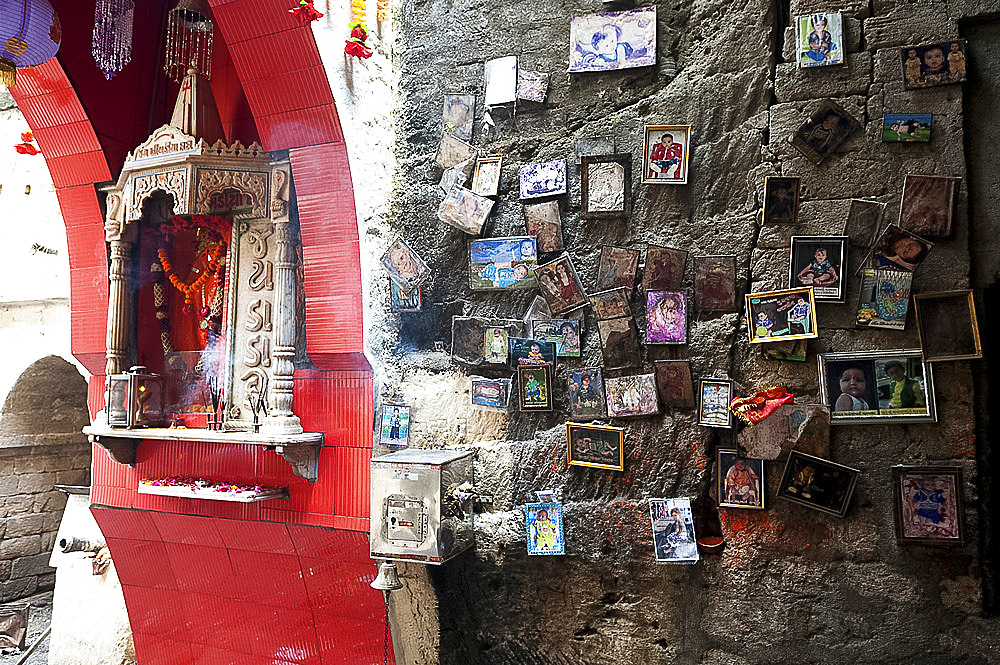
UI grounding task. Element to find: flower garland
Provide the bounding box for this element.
[345,0,373,59]
[157,241,226,312]
[140,475,280,497]
[376,0,387,23]
[289,0,323,22]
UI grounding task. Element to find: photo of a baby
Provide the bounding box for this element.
[796,12,844,68]
[789,236,847,302]
[901,40,968,90]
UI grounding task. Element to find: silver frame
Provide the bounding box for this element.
[817,349,937,424]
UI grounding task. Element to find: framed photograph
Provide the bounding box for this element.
[568,7,657,73]
[509,337,557,367]
[856,268,912,330]
[389,282,421,313]
[589,287,632,320]
[532,319,581,357]
[470,236,538,291]
[693,255,737,311]
[818,350,937,424]
[566,422,624,471]
[654,360,695,408]
[914,290,982,362]
[438,185,494,235]
[901,40,967,90]
[581,154,631,219]
[899,174,960,238]
[892,466,966,545]
[717,450,766,510]
[646,290,687,344]
[643,245,686,291]
[517,365,553,412]
[789,236,847,302]
[470,376,512,410]
[642,125,691,184]
[790,100,861,165]
[762,176,801,225]
[698,378,733,428]
[568,369,607,419]
[882,114,931,143]
[378,404,411,448]
[520,159,568,200]
[795,12,844,68]
[380,237,430,295]
[649,497,699,564]
[517,69,549,103]
[435,133,477,170]
[523,201,564,253]
[867,224,933,272]
[471,156,502,197]
[843,199,886,248]
[605,373,659,418]
[597,317,641,370]
[536,254,588,314]
[443,93,474,141]
[777,451,859,517]
[745,287,818,344]
[524,502,565,555]
[483,327,510,365]
[484,55,517,106]
[595,246,641,295]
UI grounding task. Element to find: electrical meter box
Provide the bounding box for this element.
[370,449,475,564]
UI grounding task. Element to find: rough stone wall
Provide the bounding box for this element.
[367,0,1000,662]
[0,356,91,602]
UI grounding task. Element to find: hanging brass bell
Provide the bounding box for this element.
[370,561,403,591]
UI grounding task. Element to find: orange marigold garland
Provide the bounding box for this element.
[376,0,387,23]
[345,0,373,59]
[157,241,226,313]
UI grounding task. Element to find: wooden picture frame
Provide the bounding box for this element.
[566,422,625,471]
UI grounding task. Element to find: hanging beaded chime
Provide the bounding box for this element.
[163,0,213,82]
[92,0,134,80]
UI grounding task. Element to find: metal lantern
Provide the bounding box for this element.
[106,366,165,429]
[163,0,214,82]
[0,0,61,87]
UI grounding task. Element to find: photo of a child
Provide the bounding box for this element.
[643,125,691,184]
[796,12,843,68]
[821,351,937,423]
[790,236,847,302]
[900,40,968,89]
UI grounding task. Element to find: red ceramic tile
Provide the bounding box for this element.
[184,592,249,652]
[243,604,319,663]
[192,644,252,665]
[299,558,382,620]
[314,615,394,665]
[151,512,226,548]
[130,632,194,665]
[91,507,161,541]
[227,549,311,610]
[165,544,236,598]
[121,586,191,640]
[106,539,177,590]
[213,518,295,555]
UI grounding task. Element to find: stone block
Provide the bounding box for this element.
[5,514,45,539]
[56,469,90,486]
[863,5,958,51]
[10,553,53,579]
[0,578,36,603]
[790,0,871,19]
[13,454,61,474]
[36,572,54,592]
[32,490,66,513]
[0,476,19,498]
[16,472,56,495]
[0,535,40,560]
[775,53,872,103]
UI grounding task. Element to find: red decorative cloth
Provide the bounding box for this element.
[729,385,793,425]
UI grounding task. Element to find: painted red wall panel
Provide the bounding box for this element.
[242,67,334,117]
[64,224,107,271]
[87,376,106,419]
[332,446,372,521]
[254,106,344,151]
[46,151,112,188]
[293,370,374,448]
[208,0,303,43]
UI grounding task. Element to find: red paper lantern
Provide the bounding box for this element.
[0,0,61,87]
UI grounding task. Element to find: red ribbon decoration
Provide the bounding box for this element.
[729,385,794,425]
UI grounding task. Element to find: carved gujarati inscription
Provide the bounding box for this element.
[228,219,276,423]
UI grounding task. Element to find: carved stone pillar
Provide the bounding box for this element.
[104,193,132,377]
[262,164,302,434]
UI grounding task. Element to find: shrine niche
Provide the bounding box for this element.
[88,77,317,479]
